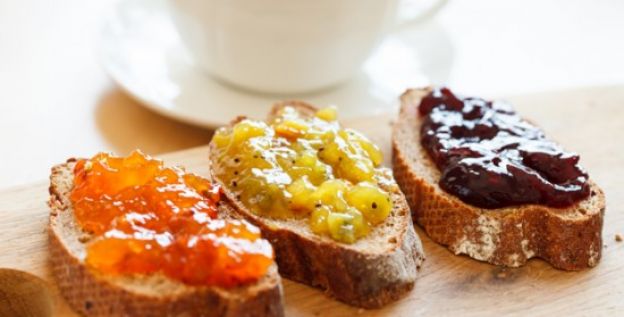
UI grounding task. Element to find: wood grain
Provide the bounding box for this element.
[0,86,623,316]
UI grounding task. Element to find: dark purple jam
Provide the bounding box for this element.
[419,87,590,209]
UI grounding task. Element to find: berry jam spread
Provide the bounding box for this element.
[70,151,273,287]
[418,87,590,209]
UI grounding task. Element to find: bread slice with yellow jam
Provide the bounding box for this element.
[208,101,425,308]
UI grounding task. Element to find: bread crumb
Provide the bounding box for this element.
[358,308,365,314]
[588,244,599,267]
[616,234,623,242]
[521,239,535,258]
[453,215,501,261]
[508,254,521,266]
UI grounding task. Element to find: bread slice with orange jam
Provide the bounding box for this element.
[48,159,284,317]
[392,87,605,270]
[208,102,425,308]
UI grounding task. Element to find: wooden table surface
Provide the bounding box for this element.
[1,0,624,190]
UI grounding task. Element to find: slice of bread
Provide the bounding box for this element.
[48,160,284,317]
[392,87,605,270]
[208,102,425,308]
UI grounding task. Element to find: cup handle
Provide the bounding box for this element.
[393,0,449,30]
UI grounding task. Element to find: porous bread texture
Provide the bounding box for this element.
[48,161,284,317]
[208,101,425,308]
[392,87,605,270]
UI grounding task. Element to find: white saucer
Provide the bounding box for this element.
[100,0,453,128]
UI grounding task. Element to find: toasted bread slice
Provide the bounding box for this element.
[392,87,605,270]
[208,102,425,308]
[48,160,284,317]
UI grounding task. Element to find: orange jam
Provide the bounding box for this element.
[70,151,273,287]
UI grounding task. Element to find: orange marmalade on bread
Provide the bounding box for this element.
[70,151,273,287]
[211,106,396,244]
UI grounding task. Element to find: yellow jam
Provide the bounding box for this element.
[211,106,394,243]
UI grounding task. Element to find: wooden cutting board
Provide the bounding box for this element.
[1,86,623,316]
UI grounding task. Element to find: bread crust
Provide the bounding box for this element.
[392,87,605,270]
[48,161,284,317]
[208,101,425,308]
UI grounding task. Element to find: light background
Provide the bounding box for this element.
[1,0,623,188]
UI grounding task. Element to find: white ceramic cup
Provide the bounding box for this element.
[168,0,447,94]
